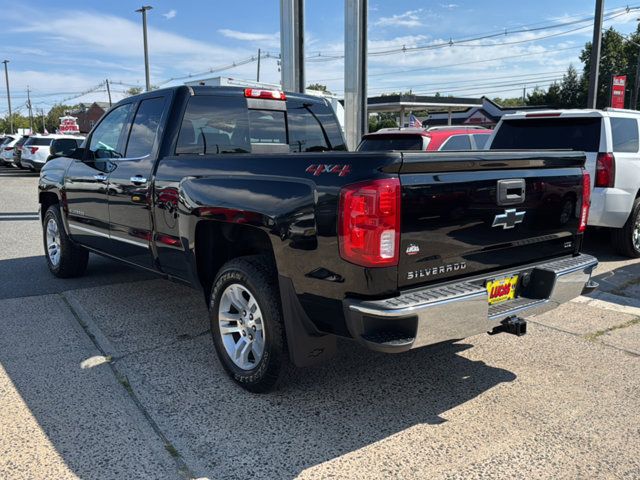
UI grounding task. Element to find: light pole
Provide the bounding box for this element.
[135,5,153,92]
[2,60,12,134]
[587,0,605,108]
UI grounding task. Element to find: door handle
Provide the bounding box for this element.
[93,174,107,182]
[130,176,148,185]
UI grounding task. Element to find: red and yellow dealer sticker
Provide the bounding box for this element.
[487,275,519,305]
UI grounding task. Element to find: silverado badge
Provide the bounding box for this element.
[492,208,525,230]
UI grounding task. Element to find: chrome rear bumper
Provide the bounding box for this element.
[344,254,598,353]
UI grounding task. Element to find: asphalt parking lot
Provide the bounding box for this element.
[1,166,639,480]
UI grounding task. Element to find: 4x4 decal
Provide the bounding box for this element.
[305,164,351,177]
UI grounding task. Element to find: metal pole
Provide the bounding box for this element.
[344,0,367,150]
[27,86,33,134]
[105,79,112,107]
[2,60,12,134]
[136,6,153,92]
[280,0,304,92]
[41,109,45,132]
[633,46,640,110]
[257,48,261,83]
[587,0,605,108]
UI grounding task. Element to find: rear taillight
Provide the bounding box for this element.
[595,152,615,188]
[244,88,286,100]
[338,178,401,267]
[579,171,591,233]
[30,147,39,154]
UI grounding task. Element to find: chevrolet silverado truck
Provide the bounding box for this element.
[39,86,598,392]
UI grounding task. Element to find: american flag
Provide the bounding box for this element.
[409,114,422,128]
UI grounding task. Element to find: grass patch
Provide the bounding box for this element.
[165,443,180,458]
[585,317,640,341]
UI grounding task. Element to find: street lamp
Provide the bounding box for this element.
[135,5,153,92]
[2,60,12,134]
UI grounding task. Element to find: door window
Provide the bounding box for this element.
[88,103,133,159]
[440,134,472,151]
[125,97,166,158]
[611,117,639,153]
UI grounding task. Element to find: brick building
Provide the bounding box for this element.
[70,102,110,133]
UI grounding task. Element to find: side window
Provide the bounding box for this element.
[611,117,639,153]
[472,134,489,149]
[52,138,78,156]
[125,97,166,158]
[176,96,250,155]
[89,103,133,159]
[440,134,472,151]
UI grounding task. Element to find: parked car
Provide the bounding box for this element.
[39,86,597,392]
[487,109,640,257]
[7,135,31,168]
[20,135,85,171]
[0,135,18,166]
[357,127,492,152]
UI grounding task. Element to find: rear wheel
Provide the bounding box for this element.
[43,205,89,277]
[210,255,290,393]
[611,198,640,258]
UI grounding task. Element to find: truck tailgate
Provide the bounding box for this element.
[398,151,586,288]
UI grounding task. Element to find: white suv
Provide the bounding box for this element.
[19,135,85,171]
[0,134,19,165]
[487,108,640,257]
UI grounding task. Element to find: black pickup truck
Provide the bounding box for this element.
[39,86,598,392]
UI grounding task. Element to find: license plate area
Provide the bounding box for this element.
[487,275,519,305]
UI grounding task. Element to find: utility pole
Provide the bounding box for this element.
[522,85,527,105]
[280,0,305,92]
[2,60,12,134]
[257,48,261,83]
[105,78,112,107]
[41,108,45,133]
[136,5,153,92]
[587,0,605,108]
[26,86,33,134]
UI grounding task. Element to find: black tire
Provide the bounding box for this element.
[611,198,640,258]
[210,255,290,393]
[43,205,89,278]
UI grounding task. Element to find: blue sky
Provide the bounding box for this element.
[0,0,639,114]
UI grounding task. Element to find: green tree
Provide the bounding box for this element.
[580,27,630,109]
[306,83,331,94]
[126,87,143,96]
[558,65,583,108]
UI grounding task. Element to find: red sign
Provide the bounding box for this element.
[58,115,80,134]
[611,75,627,109]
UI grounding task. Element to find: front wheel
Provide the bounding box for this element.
[210,255,290,393]
[43,205,89,277]
[611,198,640,258]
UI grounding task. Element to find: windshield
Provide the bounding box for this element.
[358,135,425,151]
[491,118,602,151]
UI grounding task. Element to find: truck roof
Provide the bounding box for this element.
[502,108,640,120]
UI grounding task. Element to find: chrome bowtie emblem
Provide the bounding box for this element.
[492,208,525,230]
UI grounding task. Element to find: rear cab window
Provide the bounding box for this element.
[176,93,345,155]
[491,117,602,151]
[25,137,53,147]
[610,117,639,153]
[439,134,471,151]
[357,135,425,151]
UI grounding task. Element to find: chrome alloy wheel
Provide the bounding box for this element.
[46,217,61,267]
[218,283,265,370]
[633,218,640,251]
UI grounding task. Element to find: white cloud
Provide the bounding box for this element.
[375,9,424,28]
[162,9,177,20]
[440,4,459,9]
[218,29,280,49]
